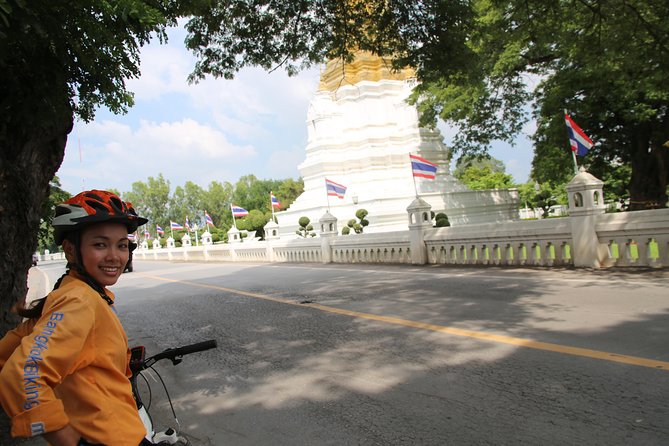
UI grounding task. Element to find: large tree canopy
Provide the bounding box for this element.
[408,0,669,209]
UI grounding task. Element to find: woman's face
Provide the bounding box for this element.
[68,222,130,287]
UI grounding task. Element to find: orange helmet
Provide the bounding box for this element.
[53,190,148,244]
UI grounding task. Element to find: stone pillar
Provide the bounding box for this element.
[228,227,241,243]
[319,211,338,263]
[152,239,161,250]
[264,220,280,240]
[264,220,280,262]
[201,230,213,245]
[407,197,432,265]
[181,233,192,247]
[566,168,609,267]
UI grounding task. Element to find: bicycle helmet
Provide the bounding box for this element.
[53,190,148,245]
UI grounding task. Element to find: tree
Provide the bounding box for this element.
[170,181,206,226]
[453,156,515,190]
[296,217,316,238]
[236,209,270,240]
[342,209,370,234]
[531,184,559,219]
[123,174,171,229]
[0,2,177,328]
[274,178,304,209]
[409,0,668,210]
[435,213,450,227]
[202,180,235,229]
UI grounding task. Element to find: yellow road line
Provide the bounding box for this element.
[139,273,669,372]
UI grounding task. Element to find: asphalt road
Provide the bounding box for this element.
[14,261,669,444]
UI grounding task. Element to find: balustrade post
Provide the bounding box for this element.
[319,211,338,263]
[407,198,432,265]
[566,168,610,267]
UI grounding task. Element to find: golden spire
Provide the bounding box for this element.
[318,50,416,92]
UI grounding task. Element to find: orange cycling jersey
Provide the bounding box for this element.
[0,271,146,445]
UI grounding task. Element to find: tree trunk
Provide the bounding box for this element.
[0,110,71,442]
[0,114,72,330]
[628,125,669,211]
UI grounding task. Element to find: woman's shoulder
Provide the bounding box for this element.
[44,275,101,310]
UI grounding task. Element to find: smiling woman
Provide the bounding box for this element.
[0,190,155,445]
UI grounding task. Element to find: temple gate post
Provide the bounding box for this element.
[407,197,432,265]
[319,211,338,263]
[566,168,609,267]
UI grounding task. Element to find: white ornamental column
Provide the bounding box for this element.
[566,168,609,267]
[201,230,213,245]
[319,211,338,263]
[407,197,432,265]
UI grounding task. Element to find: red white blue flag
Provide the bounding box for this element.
[270,192,281,209]
[143,228,150,239]
[325,179,347,199]
[565,113,594,156]
[205,211,215,226]
[410,154,438,180]
[184,217,191,232]
[231,205,249,218]
[156,225,164,236]
[170,221,184,230]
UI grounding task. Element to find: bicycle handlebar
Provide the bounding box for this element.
[150,339,218,363]
[132,339,217,372]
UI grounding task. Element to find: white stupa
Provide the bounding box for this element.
[277,51,519,236]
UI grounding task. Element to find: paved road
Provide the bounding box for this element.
[10,261,669,444]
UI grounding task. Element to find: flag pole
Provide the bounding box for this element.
[270,191,275,221]
[325,180,331,212]
[170,225,173,239]
[230,204,237,229]
[410,154,419,198]
[564,109,579,175]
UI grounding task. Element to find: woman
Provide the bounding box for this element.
[0,190,151,445]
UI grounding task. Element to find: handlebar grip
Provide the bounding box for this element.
[172,339,217,356]
[152,339,217,362]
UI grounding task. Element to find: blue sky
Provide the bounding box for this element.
[56,25,536,196]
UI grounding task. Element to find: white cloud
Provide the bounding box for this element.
[128,44,194,100]
[59,118,258,193]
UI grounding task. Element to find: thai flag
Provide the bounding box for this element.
[170,221,184,230]
[205,211,215,227]
[156,225,165,236]
[143,229,150,239]
[271,192,281,209]
[231,205,248,218]
[185,217,191,232]
[410,154,438,180]
[325,179,347,199]
[565,113,594,156]
[127,233,136,242]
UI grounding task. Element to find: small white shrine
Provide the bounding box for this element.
[277,51,519,237]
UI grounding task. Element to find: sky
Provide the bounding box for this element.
[56,24,536,197]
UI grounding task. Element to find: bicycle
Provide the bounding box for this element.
[130,339,218,445]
